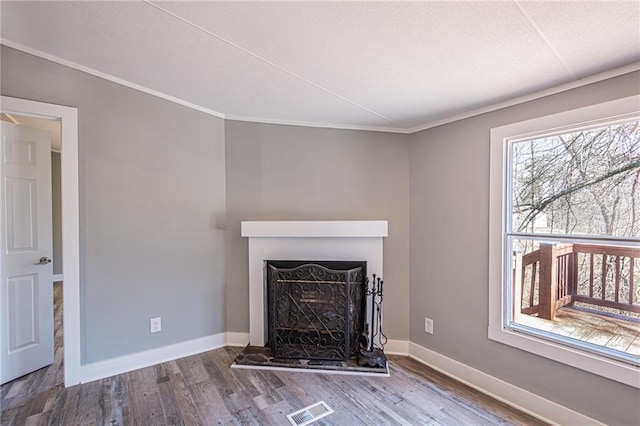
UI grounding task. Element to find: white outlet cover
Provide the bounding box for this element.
[150,317,162,333]
[424,317,434,334]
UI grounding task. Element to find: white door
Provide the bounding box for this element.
[0,122,53,384]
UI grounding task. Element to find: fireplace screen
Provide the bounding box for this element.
[267,261,366,361]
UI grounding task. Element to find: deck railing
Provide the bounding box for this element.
[515,243,640,320]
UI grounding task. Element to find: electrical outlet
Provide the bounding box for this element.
[150,317,162,333]
[424,317,434,335]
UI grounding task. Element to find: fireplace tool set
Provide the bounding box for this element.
[359,274,387,368]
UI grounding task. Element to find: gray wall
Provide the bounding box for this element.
[408,71,640,426]
[1,46,227,363]
[225,121,410,341]
[52,151,62,276]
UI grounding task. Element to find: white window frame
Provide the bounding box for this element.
[489,94,640,388]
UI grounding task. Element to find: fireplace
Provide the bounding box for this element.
[243,221,386,339]
[237,221,389,373]
[267,260,366,361]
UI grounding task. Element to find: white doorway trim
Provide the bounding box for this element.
[1,96,81,386]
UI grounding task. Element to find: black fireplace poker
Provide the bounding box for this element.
[359,274,387,368]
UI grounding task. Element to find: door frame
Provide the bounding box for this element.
[1,96,80,386]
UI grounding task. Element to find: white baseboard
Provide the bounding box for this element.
[407,342,603,426]
[53,274,63,282]
[384,339,409,355]
[78,332,228,384]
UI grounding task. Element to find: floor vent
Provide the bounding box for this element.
[286,401,334,426]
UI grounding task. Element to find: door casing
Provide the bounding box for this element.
[1,96,80,387]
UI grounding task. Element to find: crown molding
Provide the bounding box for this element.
[145,0,401,128]
[2,39,638,135]
[1,39,409,134]
[224,114,409,134]
[406,62,640,134]
[0,39,226,120]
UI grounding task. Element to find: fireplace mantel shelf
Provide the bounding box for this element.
[241,221,388,238]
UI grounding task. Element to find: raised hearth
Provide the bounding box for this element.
[232,345,389,376]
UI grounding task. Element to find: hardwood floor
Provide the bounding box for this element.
[1,283,546,425]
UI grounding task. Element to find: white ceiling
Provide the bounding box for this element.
[1,1,639,133]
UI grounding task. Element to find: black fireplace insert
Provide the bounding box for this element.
[266,260,366,361]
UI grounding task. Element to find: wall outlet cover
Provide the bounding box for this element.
[150,317,162,333]
[424,317,434,335]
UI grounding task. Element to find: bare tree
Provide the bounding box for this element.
[512,121,640,238]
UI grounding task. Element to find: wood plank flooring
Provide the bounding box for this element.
[1,283,546,425]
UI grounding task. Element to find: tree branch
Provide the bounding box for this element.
[516,160,640,231]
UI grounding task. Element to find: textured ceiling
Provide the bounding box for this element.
[1,1,639,133]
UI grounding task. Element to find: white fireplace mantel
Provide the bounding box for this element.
[241,220,388,238]
[242,220,388,346]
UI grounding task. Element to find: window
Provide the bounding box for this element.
[489,95,640,388]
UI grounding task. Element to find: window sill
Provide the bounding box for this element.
[488,322,640,388]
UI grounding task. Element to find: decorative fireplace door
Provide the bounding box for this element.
[267,260,366,361]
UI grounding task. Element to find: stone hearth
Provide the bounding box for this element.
[232,344,389,376]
